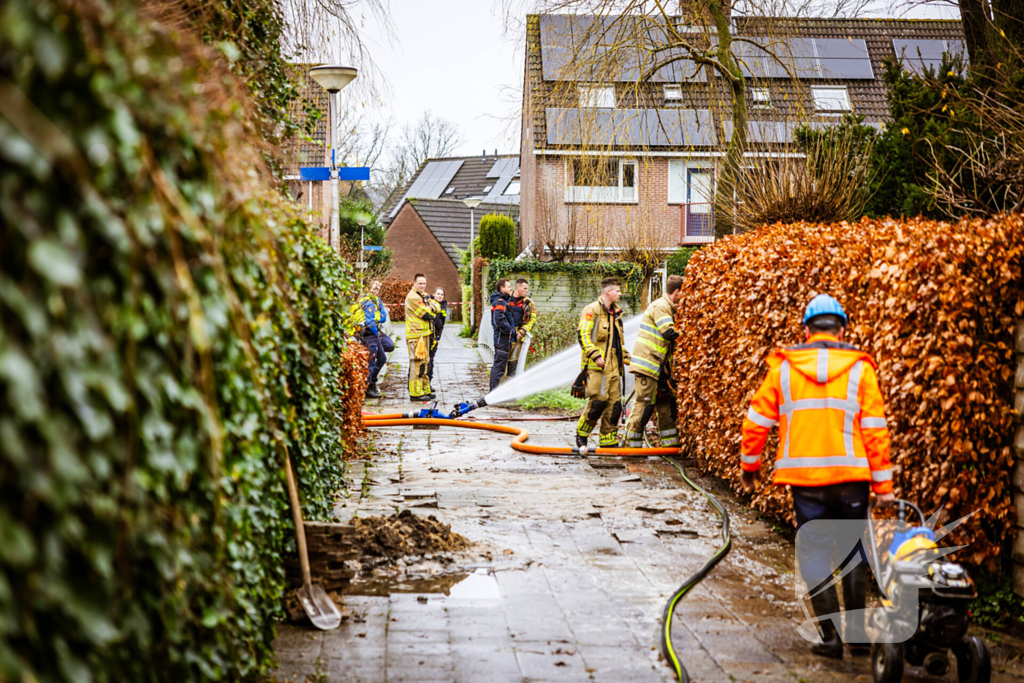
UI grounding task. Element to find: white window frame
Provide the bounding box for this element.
[668,159,714,205]
[750,86,772,108]
[664,85,683,104]
[503,180,521,196]
[565,157,638,203]
[811,85,852,113]
[579,84,615,109]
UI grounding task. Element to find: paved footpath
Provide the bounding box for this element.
[273,325,1024,683]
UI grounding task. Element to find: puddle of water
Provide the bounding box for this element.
[345,568,501,601]
[447,569,500,601]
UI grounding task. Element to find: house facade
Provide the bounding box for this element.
[519,14,965,257]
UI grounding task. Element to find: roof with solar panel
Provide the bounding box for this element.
[524,14,964,151]
[380,152,520,225]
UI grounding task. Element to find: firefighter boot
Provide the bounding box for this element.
[575,435,589,455]
[810,588,844,660]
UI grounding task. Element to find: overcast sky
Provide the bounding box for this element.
[353,0,960,160]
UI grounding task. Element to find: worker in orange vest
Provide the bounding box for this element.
[740,294,894,660]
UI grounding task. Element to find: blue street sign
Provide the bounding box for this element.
[299,167,330,181]
[298,166,371,182]
[337,167,370,181]
[363,245,383,252]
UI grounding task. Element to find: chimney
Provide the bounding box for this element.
[482,149,486,163]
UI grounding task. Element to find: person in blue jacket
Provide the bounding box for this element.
[489,278,515,391]
[354,280,389,399]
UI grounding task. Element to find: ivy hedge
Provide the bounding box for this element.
[486,259,646,311]
[1,0,361,679]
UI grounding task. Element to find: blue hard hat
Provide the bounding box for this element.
[803,294,848,326]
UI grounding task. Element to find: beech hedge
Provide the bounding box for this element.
[673,215,1024,567]
[1,0,362,679]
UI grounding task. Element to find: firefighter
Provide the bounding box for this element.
[740,294,894,659]
[575,277,630,453]
[488,278,515,391]
[505,278,537,380]
[404,274,437,401]
[426,287,448,385]
[622,274,683,448]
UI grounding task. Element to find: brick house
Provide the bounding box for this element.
[384,198,519,310]
[381,153,521,306]
[519,14,965,256]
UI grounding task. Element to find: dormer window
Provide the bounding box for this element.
[751,86,772,108]
[812,85,852,113]
[579,85,615,109]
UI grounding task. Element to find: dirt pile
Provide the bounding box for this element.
[352,510,469,558]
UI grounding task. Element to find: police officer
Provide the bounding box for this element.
[352,280,388,399]
[622,274,683,448]
[575,277,630,453]
[740,294,894,659]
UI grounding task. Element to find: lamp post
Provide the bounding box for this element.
[354,213,371,285]
[309,65,358,253]
[462,197,482,329]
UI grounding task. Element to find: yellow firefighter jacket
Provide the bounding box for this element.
[404,288,436,339]
[629,294,676,380]
[577,299,629,371]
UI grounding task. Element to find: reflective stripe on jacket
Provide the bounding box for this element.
[508,296,537,334]
[577,299,627,371]
[629,293,675,379]
[405,288,435,339]
[740,334,893,495]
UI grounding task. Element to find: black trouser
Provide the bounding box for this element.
[360,334,382,385]
[792,482,871,642]
[427,336,439,382]
[489,337,511,391]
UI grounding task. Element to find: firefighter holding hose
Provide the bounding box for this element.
[622,275,683,448]
[740,294,894,659]
[574,277,630,453]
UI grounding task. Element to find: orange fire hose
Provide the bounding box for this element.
[361,412,680,456]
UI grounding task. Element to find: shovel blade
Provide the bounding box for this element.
[297,582,342,631]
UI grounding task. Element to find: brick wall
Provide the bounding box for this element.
[384,203,462,305]
[522,154,716,256]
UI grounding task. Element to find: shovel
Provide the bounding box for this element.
[283,444,342,630]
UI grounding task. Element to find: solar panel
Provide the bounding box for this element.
[546,107,715,147]
[388,159,464,218]
[893,39,966,75]
[730,36,872,80]
[487,157,518,178]
[723,120,793,144]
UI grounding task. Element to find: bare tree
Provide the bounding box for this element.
[372,110,463,208]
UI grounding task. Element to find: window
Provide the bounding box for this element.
[445,187,455,195]
[579,85,615,109]
[750,86,772,108]
[668,160,714,206]
[664,85,683,104]
[503,180,520,196]
[811,86,851,113]
[483,185,493,193]
[566,158,637,203]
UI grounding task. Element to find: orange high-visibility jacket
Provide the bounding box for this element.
[741,334,893,495]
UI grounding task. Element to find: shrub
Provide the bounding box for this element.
[666,247,700,277]
[377,276,412,322]
[0,0,362,679]
[527,310,580,365]
[478,214,517,260]
[674,215,1024,569]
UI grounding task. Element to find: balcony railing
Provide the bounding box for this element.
[681,203,715,244]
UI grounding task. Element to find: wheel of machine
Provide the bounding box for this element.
[954,635,992,683]
[871,641,905,683]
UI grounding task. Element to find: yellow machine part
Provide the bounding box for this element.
[892,535,938,563]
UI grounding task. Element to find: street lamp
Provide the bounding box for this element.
[462,197,482,329]
[309,65,358,253]
[354,212,371,284]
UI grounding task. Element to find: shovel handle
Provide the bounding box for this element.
[283,447,313,586]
